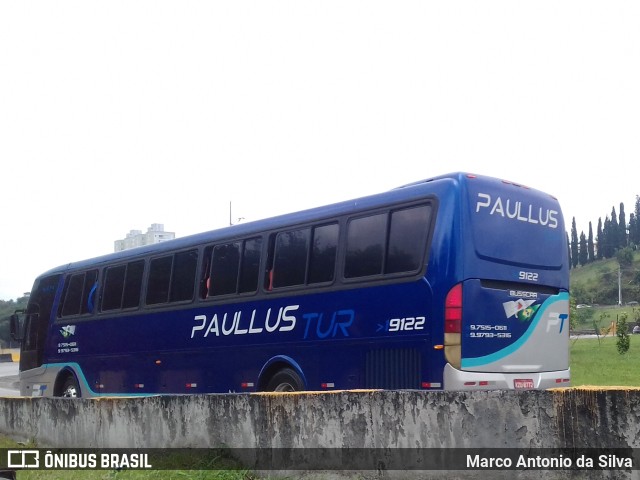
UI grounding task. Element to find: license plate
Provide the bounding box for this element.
[514,379,534,389]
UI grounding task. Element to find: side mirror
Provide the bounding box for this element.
[9,310,25,342]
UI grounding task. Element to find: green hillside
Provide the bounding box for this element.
[570,250,640,306]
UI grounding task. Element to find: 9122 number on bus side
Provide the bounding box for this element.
[388,316,426,332]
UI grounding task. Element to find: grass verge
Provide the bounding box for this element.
[570,335,640,387]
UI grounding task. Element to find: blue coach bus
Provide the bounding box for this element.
[11,172,570,397]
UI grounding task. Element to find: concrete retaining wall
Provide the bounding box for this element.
[0,388,639,479]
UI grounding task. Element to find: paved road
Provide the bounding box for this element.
[0,362,20,397]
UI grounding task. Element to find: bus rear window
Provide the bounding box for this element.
[469,186,565,268]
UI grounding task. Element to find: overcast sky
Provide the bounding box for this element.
[1,2,639,301]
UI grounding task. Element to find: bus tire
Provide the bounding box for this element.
[60,374,81,398]
[266,368,304,392]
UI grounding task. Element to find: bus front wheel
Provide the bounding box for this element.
[60,374,81,398]
[266,368,304,392]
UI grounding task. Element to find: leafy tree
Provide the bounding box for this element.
[571,217,579,268]
[594,311,611,345]
[571,282,589,305]
[617,246,634,267]
[569,296,579,331]
[616,312,630,355]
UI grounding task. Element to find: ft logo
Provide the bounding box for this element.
[546,312,568,334]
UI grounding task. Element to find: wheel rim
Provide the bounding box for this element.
[274,382,296,392]
[62,383,78,398]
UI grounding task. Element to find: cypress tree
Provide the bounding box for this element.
[603,216,612,258]
[619,202,627,248]
[597,218,603,259]
[579,232,588,266]
[609,208,619,256]
[630,213,638,247]
[588,222,595,263]
[631,196,640,246]
[570,217,579,268]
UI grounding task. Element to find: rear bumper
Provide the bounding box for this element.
[443,363,570,390]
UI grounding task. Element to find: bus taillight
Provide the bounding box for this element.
[444,283,462,333]
[444,283,462,370]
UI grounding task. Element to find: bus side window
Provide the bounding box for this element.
[272,228,310,288]
[266,269,274,291]
[146,250,197,305]
[169,250,198,302]
[210,242,241,296]
[200,246,213,299]
[345,213,387,278]
[264,234,276,291]
[102,260,144,311]
[238,237,262,294]
[146,256,173,305]
[386,204,431,274]
[102,265,126,311]
[122,260,144,309]
[60,274,84,317]
[60,269,98,317]
[264,224,337,290]
[308,223,339,284]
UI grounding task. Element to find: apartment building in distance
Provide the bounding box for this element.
[114,223,175,252]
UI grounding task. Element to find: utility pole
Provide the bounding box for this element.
[619,264,622,306]
[229,201,245,226]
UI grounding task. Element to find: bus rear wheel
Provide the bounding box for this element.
[60,374,81,398]
[266,368,304,392]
